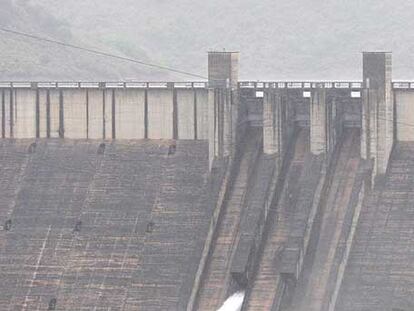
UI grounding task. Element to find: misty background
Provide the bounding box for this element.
[1,0,413,81]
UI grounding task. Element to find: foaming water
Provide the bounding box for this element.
[217,291,245,311]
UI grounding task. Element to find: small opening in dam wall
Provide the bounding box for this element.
[255,91,264,98]
[73,221,82,233]
[351,91,361,98]
[146,221,155,233]
[4,219,12,231]
[97,143,106,155]
[168,144,177,156]
[28,142,37,154]
[48,298,57,310]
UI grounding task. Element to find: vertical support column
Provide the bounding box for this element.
[86,90,89,139]
[144,87,148,139]
[36,89,40,138]
[263,89,283,155]
[193,88,198,140]
[9,88,14,138]
[173,87,178,140]
[223,89,232,157]
[1,90,5,138]
[59,90,64,138]
[208,88,217,169]
[102,89,106,139]
[207,51,240,168]
[310,86,327,155]
[362,52,393,177]
[112,89,116,139]
[46,90,51,138]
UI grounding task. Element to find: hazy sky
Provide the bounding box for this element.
[2,0,414,80]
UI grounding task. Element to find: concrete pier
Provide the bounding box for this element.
[207,51,240,166]
[263,89,283,155]
[361,52,393,177]
[310,87,327,155]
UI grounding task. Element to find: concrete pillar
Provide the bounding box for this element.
[208,88,217,168]
[310,87,327,155]
[38,90,48,138]
[223,89,232,157]
[263,89,282,155]
[361,52,393,176]
[208,51,239,90]
[103,89,113,139]
[1,89,12,138]
[207,51,240,168]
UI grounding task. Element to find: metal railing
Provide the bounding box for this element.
[238,81,363,89]
[1,80,414,89]
[0,81,208,89]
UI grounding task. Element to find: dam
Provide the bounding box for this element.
[0,51,413,311]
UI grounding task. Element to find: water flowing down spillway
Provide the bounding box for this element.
[217,291,245,311]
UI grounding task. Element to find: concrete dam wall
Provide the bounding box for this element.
[1,51,414,311]
[0,83,209,140]
[0,139,215,310]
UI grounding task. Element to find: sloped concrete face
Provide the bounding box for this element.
[336,142,414,311]
[0,140,212,311]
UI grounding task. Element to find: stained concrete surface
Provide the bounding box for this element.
[0,139,211,311]
[336,142,414,311]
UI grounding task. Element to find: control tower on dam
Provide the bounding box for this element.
[0,51,414,311]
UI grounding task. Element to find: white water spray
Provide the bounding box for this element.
[217,291,245,311]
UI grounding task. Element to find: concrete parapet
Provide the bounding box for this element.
[0,87,210,141]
